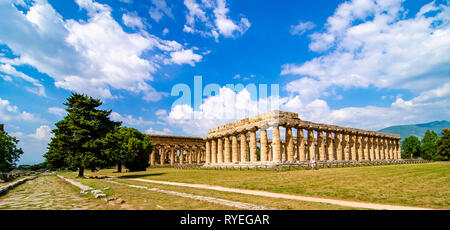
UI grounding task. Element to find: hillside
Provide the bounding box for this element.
[378,120,449,140]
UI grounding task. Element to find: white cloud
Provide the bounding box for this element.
[281,0,450,95]
[183,0,251,41]
[162,28,169,35]
[168,49,203,66]
[110,112,155,126]
[145,127,170,135]
[0,97,40,123]
[149,0,174,22]
[0,63,46,97]
[0,0,202,101]
[122,12,145,30]
[29,125,53,141]
[48,107,66,117]
[290,21,316,35]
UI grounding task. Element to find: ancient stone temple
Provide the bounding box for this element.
[148,134,205,166]
[204,110,401,166]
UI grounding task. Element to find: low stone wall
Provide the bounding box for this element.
[0,175,38,195]
[57,175,106,198]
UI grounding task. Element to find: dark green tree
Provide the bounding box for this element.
[102,127,152,172]
[421,130,439,160]
[436,128,450,161]
[44,93,121,177]
[401,136,422,159]
[0,129,24,172]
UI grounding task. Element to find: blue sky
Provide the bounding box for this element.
[0,0,449,165]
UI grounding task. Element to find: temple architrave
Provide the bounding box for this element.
[148,110,402,167]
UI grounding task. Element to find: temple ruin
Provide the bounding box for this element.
[148,110,402,167]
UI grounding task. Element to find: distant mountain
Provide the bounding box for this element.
[378,120,450,140]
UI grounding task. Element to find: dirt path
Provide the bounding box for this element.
[0,174,107,210]
[106,180,275,210]
[127,178,433,210]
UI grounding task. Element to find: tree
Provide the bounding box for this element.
[401,136,421,159]
[102,127,152,172]
[44,93,121,177]
[0,129,24,172]
[436,128,450,161]
[421,130,439,160]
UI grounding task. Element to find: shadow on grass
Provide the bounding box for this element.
[117,173,165,179]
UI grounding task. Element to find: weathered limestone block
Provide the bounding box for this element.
[260,129,269,162]
[272,125,281,162]
[286,126,294,162]
[211,139,217,163]
[217,138,224,163]
[224,136,231,163]
[250,130,258,162]
[297,128,305,162]
[231,134,239,163]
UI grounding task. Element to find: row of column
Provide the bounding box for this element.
[205,125,401,164]
[149,144,205,166]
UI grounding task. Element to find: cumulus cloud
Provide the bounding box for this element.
[145,127,171,135]
[0,97,40,123]
[168,49,203,66]
[29,125,53,141]
[183,0,251,41]
[122,12,145,30]
[0,63,46,97]
[281,0,450,94]
[0,0,202,101]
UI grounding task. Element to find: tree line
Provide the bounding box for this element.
[401,129,449,161]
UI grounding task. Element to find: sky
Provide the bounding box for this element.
[0,0,449,165]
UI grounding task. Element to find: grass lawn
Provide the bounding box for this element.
[86,162,449,209]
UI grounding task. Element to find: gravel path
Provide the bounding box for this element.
[127,178,433,210]
[106,180,275,210]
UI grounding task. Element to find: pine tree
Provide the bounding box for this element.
[436,128,450,161]
[44,93,121,177]
[421,130,439,160]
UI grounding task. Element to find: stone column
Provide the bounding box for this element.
[356,135,363,161]
[260,128,269,162]
[170,146,175,165]
[397,140,402,159]
[368,137,374,161]
[211,139,217,164]
[342,133,349,161]
[390,139,395,160]
[362,136,369,161]
[160,146,165,165]
[187,146,192,164]
[240,132,248,163]
[297,128,305,162]
[205,140,211,164]
[307,129,315,161]
[286,126,294,162]
[224,135,231,163]
[374,137,380,160]
[348,134,356,161]
[150,147,156,165]
[250,129,258,162]
[231,134,239,163]
[178,147,184,164]
[334,132,342,161]
[281,143,286,162]
[272,125,281,162]
[317,131,326,161]
[326,131,334,161]
[197,147,202,163]
[217,137,224,164]
[380,137,386,160]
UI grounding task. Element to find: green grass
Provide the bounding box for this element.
[89,162,449,209]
